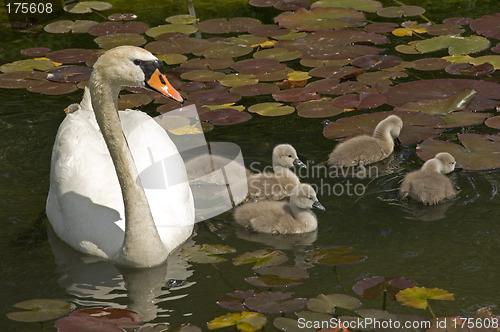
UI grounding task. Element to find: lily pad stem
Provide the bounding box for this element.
[427,302,436,318]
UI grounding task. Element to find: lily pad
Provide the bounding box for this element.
[198,108,252,126]
[365,22,399,33]
[485,116,500,130]
[180,69,226,82]
[307,294,361,313]
[445,62,495,76]
[47,65,92,83]
[253,48,302,62]
[6,299,71,322]
[94,33,147,49]
[64,1,112,14]
[297,98,344,118]
[207,312,266,331]
[275,7,365,31]
[396,287,454,310]
[352,276,418,301]
[323,110,445,145]
[218,74,259,87]
[244,291,307,313]
[426,24,464,36]
[0,71,46,88]
[273,317,315,332]
[357,71,407,86]
[271,30,307,40]
[470,13,500,40]
[416,35,490,55]
[273,87,319,102]
[377,5,425,18]
[331,92,387,109]
[230,83,279,96]
[438,111,491,129]
[198,17,261,34]
[469,55,500,69]
[305,246,366,266]
[21,47,51,56]
[166,14,197,25]
[0,58,56,72]
[46,49,95,64]
[27,81,78,95]
[254,67,294,82]
[411,58,450,71]
[54,307,142,332]
[416,134,500,171]
[180,57,233,70]
[156,54,188,65]
[248,102,295,116]
[118,93,152,110]
[88,22,149,36]
[351,55,402,70]
[311,0,382,12]
[274,0,312,11]
[308,65,363,80]
[108,13,138,21]
[245,265,308,287]
[44,20,98,34]
[180,244,236,263]
[443,17,474,25]
[249,24,289,37]
[231,58,285,75]
[146,24,198,37]
[145,38,211,55]
[233,250,287,269]
[218,290,257,312]
[187,89,240,104]
[195,41,253,59]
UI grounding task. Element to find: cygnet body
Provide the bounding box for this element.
[400,152,457,205]
[234,183,325,234]
[246,144,306,201]
[328,115,403,167]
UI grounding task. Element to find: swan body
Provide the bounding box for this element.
[47,46,194,268]
[234,183,325,234]
[400,152,457,205]
[247,144,306,202]
[328,115,403,167]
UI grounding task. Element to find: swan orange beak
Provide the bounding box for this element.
[146,69,183,102]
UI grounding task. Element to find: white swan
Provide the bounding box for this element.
[46,46,195,268]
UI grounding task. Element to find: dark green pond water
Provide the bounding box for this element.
[0,0,499,331]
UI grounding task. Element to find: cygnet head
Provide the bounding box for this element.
[272,144,306,168]
[374,115,403,140]
[90,46,182,102]
[433,152,456,174]
[290,183,325,211]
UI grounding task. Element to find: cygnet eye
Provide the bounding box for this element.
[288,155,293,158]
[133,59,142,66]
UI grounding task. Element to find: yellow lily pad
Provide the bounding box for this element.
[248,102,295,116]
[396,286,454,310]
[469,55,500,69]
[207,312,266,331]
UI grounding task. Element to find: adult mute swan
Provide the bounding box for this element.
[47,46,195,268]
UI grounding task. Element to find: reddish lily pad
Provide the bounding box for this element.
[27,81,78,95]
[248,102,295,116]
[323,111,445,145]
[218,290,258,312]
[55,307,142,332]
[180,244,236,263]
[416,134,500,171]
[233,250,288,269]
[21,47,51,56]
[88,21,149,36]
[230,83,279,96]
[273,87,319,102]
[199,108,252,125]
[274,0,312,11]
[253,48,302,62]
[311,0,382,12]
[118,93,153,110]
[0,71,46,88]
[443,17,474,25]
[411,58,450,71]
[351,55,402,70]
[94,33,147,49]
[6,299,71,323]
[445,62,495,76]
[305,246,366,266]
[357,71,407,86]
[297,98,344,118]
[199,17,261,34]
[187,89,240,104]
[307,294,361,313]
[245,265,308,287]
[331,92,386,110]
[438,111,491,128]
[396,287,454,310]
[365,22,398,33]
[485,116,500,129]
[207,312,266,331]
[352,276,417,301]
[254,67,294,82]
[309,65,363,80]
[470,13,500,40]
[145,38,211,55]
[47,65,92,83]
[180,58,234,70]
[275,7,365,31]
[46,49,95,64]
[377,5,425,18]
[248,24,289,37]
[231,58,285,75]
[108,13,138,21]
[426,24,464,36]
[64,1,112,14]
[244,292,307,314]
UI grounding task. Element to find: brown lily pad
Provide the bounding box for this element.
[0,71,46,89]
[198,17,261,34]
[244,292,307,314]
[108,13,138,21]
[245,265,308,288]
[377,5,425,18]
[47,65,92,83]
[187,89,240,105]
[470,13,500,40]
[88,21,149,36]
[275,7,365,31]
[20,47,51,56]
[46,49,95,64]
[445,62,495,76]
[485,116,500,130]
[296,98,344,118]
[198,108,252,125]
[94,33,147,49]
[230,83,280,96]
[231,58,285,75]
[411,58,450,71]
[145,38,211,55]
[180,69,226,82]
[27,81,78,95]
[331,92,387,110]
[273,87,319,102]
[351,55,402,70]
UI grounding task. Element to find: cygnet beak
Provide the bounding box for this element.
[293,158,307,168]
[312,201,325,211]
[454,163,463,172]
[146,68,183,102]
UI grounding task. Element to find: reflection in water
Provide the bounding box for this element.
[47,226,195,322]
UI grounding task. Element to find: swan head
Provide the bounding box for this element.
[375,115,403,140]
[290,183,325,211]
[434,152,456,174]
[272,144,306,168]
[91,46,182,102]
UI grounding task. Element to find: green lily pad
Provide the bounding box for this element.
[245,265,308,287]
[271,29,307,40]
[195,41,253,59]
[253,48,302,62]
[445,62,496,76]
[181,69,226,82]
[231,58,285,75]
[396,287,454,310]
[412,57,450,71]
[357,70,407,86]
[94,33,147,49]
[296,98,344,118]
[352,276,417,301]
[232,249,287,269]
[146,38,211,55]
[118,93,152,110]
[377,5,425,18]
[395,41,420,54]
[198,17,261,34]
[156,54,187,65]
[64,1,112,14]
[180,244,236,264]
[166,14,197,25]
[311,0,382,12]
[6,299,71,322]
[248,102,295,116]
[146,24,198,37]
[305,246,366,266]
[0,58,56,72]
[469,55,500,69]
[485,116,500,129]
[416,134,500,171]
[218,73,258,87]
[275,7,365,31]
[207,312,266,331]
[307,294,362,313]
[438,111,491,128]
[244,291,307,313]
[44,20,98,34]
[254,67,294,82]
[416,35,490,55]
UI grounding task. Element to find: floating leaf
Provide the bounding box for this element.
[392,26,427,37]
[416,134,500,171]
[244,291,307,313]
[146,38,211,55]
[445,62,495,76]
[311,0,382,12]
[207,312,266,331]
[94,33,147,49]
[485,116,500,130]
[46,49,95,64]
[297,98,344,118]
[198,18,261,34]
[54,307,142,332]
[377,5,425,18]
[166,14,197,25]
[0,58,56,72]
[412,58,450,71]
[351,55,402,70]
[218,290,257,312]
[273,317,314,332]
[470,13,500,40]
[157,54,187,65]
[249,24,289,37]
[44,20,98,34]
[64,1,113,14]
[254,67,293,82]
[180,244,236,263]
[146,24,198,37]
[441,54,474,64]
[274,0,312,11]
[253,48,302,62]
[416,35,490,55]
[0,71,46,89]
[331,92,386,110]
[437,111,491,129]
[469,55,500,69]
[27,81,79,95]
[180,57,233,70]
[287,71,311,81]
[118,93,152,110]
[198,108,252,126]
[307,294,361,313]
[353,276,418,301]
[271,29,307,40]
[357,70,407,86]
[248,102,295,116]
[230,83,279,96]
[6,299,71,322]
[180,69,226,82]
[245,265,308,287]
[309,65,363,80]
[233,250,287,269]
[396,287,454,310]
[218,74,258,87]
[275,7,365,31]
[395,41,420,54]
[273,87,319,102]
[195,41,253,59]
[21,47,51,56]
[88,22,149,36]
[231,58,285,75]
[426,24,464,36]
[47,65,92,83]
[305,246,366,266]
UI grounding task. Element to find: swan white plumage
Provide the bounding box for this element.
[46,46,195,268]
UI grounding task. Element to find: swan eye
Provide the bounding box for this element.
[288,155,293,158]
[133,59,142,66]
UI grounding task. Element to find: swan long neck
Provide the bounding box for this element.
[89,71,167,267]
[373,121,392,142]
